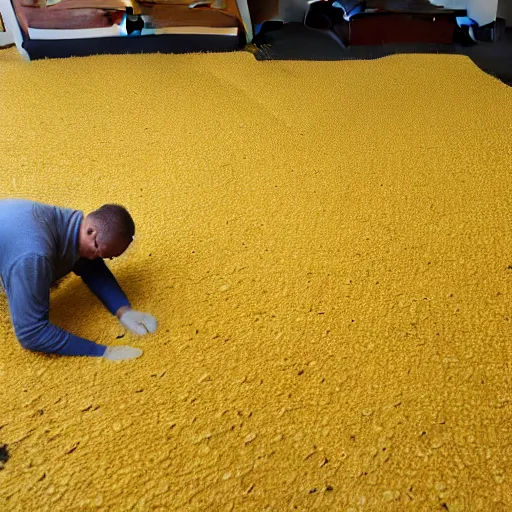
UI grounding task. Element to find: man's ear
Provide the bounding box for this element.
[86,221,97,237]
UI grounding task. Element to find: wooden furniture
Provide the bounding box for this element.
[335,9,462,45]
[0,0,253,60]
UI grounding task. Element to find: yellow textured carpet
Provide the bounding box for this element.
[0,45,512,511]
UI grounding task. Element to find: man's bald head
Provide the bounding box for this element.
[79,204,135,260]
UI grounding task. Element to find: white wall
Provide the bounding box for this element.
[429,1,498,26]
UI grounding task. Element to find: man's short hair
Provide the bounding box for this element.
[89,204,135,245]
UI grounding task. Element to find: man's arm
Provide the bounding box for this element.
[73,258,130,316]
[4,255,107,356]
[73,258,157,337]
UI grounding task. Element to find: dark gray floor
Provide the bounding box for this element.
[22,33,242,61]
[254,22,512,87]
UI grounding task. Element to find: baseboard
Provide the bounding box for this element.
[23,31,243,59]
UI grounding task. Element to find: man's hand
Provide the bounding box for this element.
[117,307,157,336]
[103,345,143,361]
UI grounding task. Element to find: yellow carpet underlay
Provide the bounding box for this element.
[1,45,512,511]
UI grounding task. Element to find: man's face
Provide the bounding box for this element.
[80,220,130,260]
